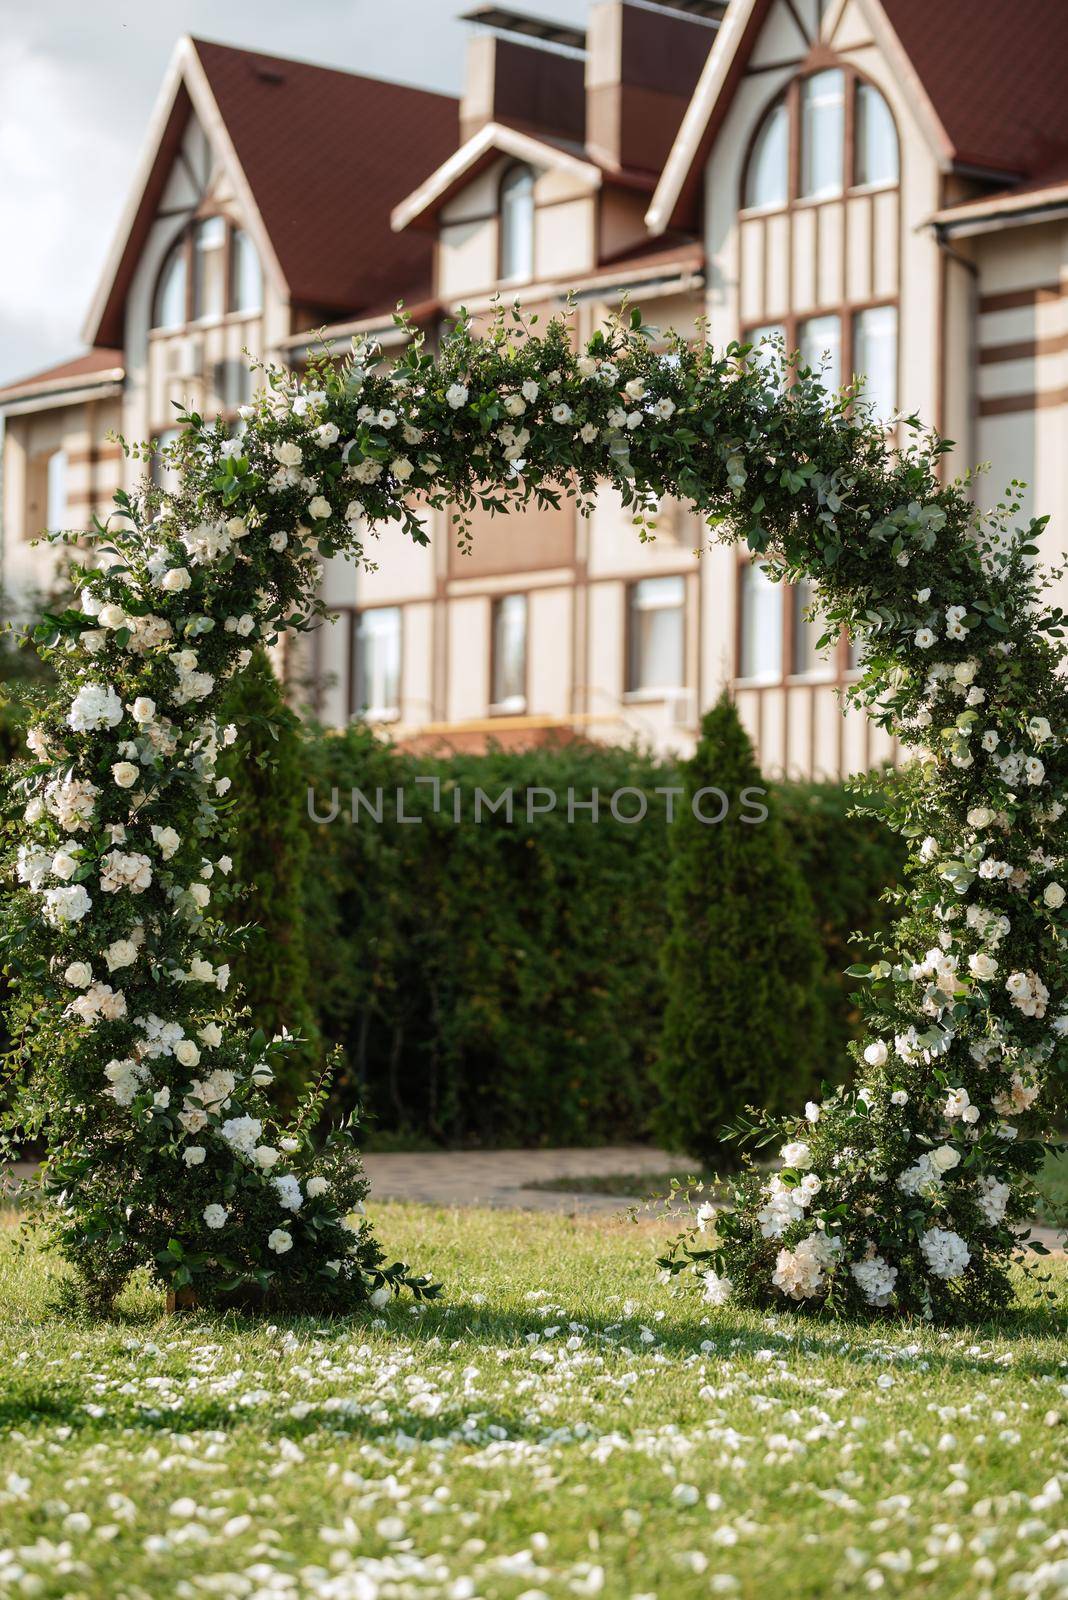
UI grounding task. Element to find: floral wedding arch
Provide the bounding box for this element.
[5,305,1065,1321]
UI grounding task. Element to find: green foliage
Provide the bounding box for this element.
[654,695,826,1166]
[776,777,907,1068]
[219,651,320,1100]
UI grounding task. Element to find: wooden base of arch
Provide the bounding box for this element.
[166,1286,198,1313]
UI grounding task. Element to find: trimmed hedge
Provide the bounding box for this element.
[223,710,906,1149]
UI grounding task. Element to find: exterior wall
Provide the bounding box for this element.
[971,223,1068,618]
[1,394,123,610]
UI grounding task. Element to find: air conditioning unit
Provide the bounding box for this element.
[166,335,203,381]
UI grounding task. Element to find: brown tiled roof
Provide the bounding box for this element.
[881,0,1068,179]
[0,348,124,403]
[193,39,459,314]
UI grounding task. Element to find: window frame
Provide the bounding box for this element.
[350,604,403,723]
[735,553,853,689]
[739,66,900,217]
[497,162,536,286]
[489,592,529,715]
[149,213,264,335]
[624,573,688,700]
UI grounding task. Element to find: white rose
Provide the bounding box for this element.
[306,1175,329,1198]
[624,377,646,400]
[52,850,79,881]
[64,961,93,988]
[1028,716,1052,744]
[183,1146,206,1166]
[953,661,976,686]
[1044,882,1065,909]
[966,807,993,828]
[174,1039,201,1068]
[273,440,303,467]
[111,761,139,789]
[188,882,210,909]
[98,603,127,630]
[130,697,156,724]
[930,1145,961,1173]
[914,628,936,649]
[105,939,137,972]
[160,567,192,593]
[203,1203,229,1229]
[863,1040,888,1067]
[308,496,332,521]
[315,422,339,446]
[968,952,998,980]
[445,383,469,409]
[198,1022,223,1048]
[267,1228,293,1254]
[391,457,414,482]
[254,1146,280,1169]
[779,1141,812,1170]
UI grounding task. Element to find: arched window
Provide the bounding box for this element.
[154,239,187,330]
[151,217,264,330]
[499,164,535,283]
[744,99,789,210]
[742,69,898,210]
[855,81,898,187]
[230,228,262,313]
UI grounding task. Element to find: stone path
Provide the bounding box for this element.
[362,1145,684,1215]
[5,1148,1064,1249]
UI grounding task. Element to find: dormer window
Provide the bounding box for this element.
[151,217,263,330]
[499,164,535,283]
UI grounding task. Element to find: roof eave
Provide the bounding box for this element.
[392,121,601,234]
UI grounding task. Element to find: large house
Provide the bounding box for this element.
[4,0,1068,777]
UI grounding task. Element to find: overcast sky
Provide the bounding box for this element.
[0,0,592,385]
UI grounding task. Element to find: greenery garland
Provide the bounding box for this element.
[3,303,1065,1320]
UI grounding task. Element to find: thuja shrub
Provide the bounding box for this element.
[655,695,826,1166]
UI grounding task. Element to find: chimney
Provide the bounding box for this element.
[460,8,587,146]
[585,0,721,176]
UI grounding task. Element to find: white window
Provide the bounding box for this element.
[799,314,841,394]
[499,164,535,283]
[853,304,897,423]
[855,81,898,187]
[627,575,685,694]
[747,321,787,386]
[192,216,227,321]
[791,580,831,677]
[744,99,789,210]
[354,607,401,720]
[490,593,527,712]
[230,228,262,314]
[739,561,782,681]
[46,449,68,531]
[799,69,844,199]
[154,241,187,330]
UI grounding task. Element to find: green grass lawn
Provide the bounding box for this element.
[0,1205,1065,1600]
